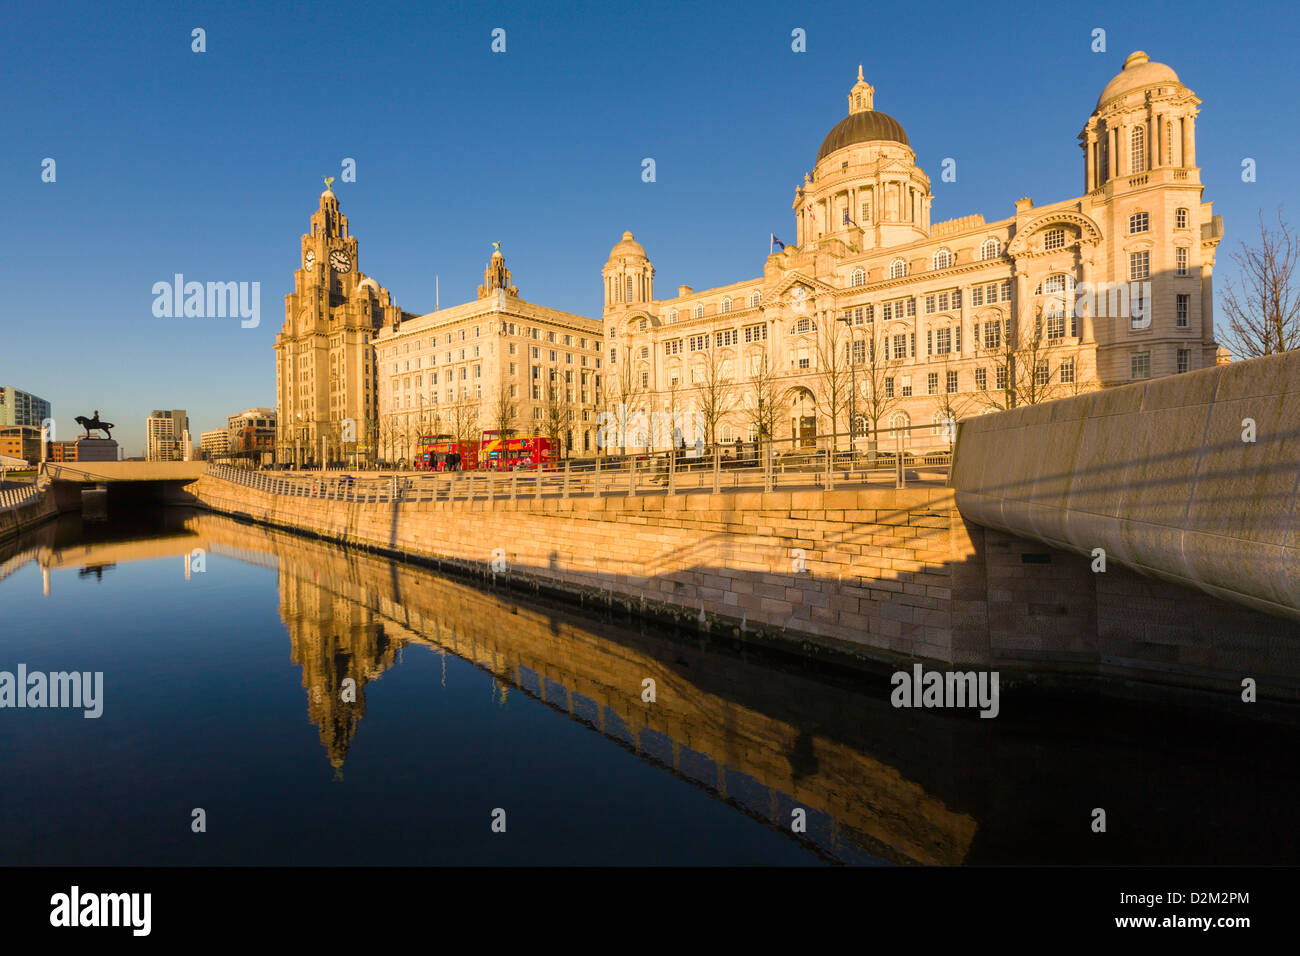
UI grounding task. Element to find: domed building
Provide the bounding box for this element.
[602,58,1223,451]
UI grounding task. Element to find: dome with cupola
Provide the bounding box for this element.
[1096,51,1183,108]
[815,65,909,162]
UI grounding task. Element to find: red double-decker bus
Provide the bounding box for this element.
[478,431,557,471]
[416,435,478,471]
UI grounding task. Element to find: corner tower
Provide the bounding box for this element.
[602,231,654,316]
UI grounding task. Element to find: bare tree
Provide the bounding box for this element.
[1220,207,1300,358]
[814,318,852,451]
[857,319,903,440]
[490,384,517,444]
[975,310,1076,410]
[745,350,780,445]
[608,344,645,455]
[447,398,479,452]
[541,379,574,458]
[695,345,736,448]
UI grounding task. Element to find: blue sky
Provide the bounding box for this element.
[2,0,1297,454]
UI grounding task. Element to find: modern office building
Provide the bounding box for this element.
[146,409,189,461]
[0,387,51,429]
[227,408,276,463]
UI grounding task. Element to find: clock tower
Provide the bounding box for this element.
[275,184,403,467]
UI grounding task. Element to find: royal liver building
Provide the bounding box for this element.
[601,52,1222,449]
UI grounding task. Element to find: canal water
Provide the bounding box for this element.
[1,509,1296,866]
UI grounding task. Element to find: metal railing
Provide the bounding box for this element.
[0,480,41,511]
[206,423,953,504]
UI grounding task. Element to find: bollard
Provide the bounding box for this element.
[563,460,570,499]
[713,445,721,494]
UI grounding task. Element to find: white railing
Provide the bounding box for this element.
[205,424,954,504]
[0,481,41,512]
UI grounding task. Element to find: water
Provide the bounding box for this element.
[1,509,1296,865]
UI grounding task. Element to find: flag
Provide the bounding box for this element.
[770,234,786,254]
[842,210,857,226]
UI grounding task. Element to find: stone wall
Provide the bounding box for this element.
[190,473,1300,698]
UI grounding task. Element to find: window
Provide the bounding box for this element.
[935,327,951,354]
[1129,251,1150,280]
[1001,280,1012,300]
[890,258,908,279]
[743,324,767,342]
[906,297,916,318]
[1176,208,1189,229]
[694,304,705,319]
[972,286,983,307]
[722,297,732,314]
[669,309,679,322]
[1129,212,1149,234]
[975,367,987,390]
[884,377,894,398]
[927,372,939,394]
[665,339,682,355]
[892,334,907,360]
[983,321,1002,350]
[1131,351,1151,380]
[980,238,1000,260]
[750,291,761,308]
[925,295,935,315]
[609,347,616,364]
[851,339,866,364]
[1176,247,1189,276]
[716,329,737,347]
[639,346,649,358]
[1046,312,1065,339]
[995,365,1008,390]
[901,377,913,397]
[1034,361,1049,387]
[946,370,958,393]
[1177,294,1190,327]
[689,334,710,351]
[641,372,649,388]
[934,248,953,270]
[1044,229,1065,251]
[1130,125,1146,174]
[1060,358,1075,384]
[1177,348,1190,373]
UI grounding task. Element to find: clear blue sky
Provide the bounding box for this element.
[2,0,1296,455]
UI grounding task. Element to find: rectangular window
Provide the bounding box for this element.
[892,334,907,360]
[906,298,917,318]
[1131,351,1151,380]
[937,291,949,311]
[1060,358,1075,384]
[925,295,936,315]
[972,286,984,307]
[995,365,1008,390]
[927,372,938,394]
[1177,348,1190,373]
[1034,361,1049,386]
[1044,229,1065,251]
[1176,208,1189,228]
[1129,251,1150,280]
[935,327,951,354]
[884,377,894,398]
[927,329,933,354]
[952,289,962,310]
[743,324,767,342]
[975,367,987,390]
[1176,247,1189,276]
[1177,294,1190,327]
[901,377,912,397]
[852,339,866,364]
[946,370,958,393]
[1046,314,1065,339]
[1129,212,1150,234]
[665,339,682,355]
[983,322,1001,350]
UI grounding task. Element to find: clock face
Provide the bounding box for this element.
[330,251,351,273]
[304,250,315,269]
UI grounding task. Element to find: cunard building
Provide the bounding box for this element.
[601,53,1223,449]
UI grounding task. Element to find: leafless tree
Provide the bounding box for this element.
[1220,207,1300,358]
[856,319,903,440]
[490,384,516,443]
[814,318,853,450]
[975,310,1076,410]
[541,380,574,458]
[744,350,780,445]
[695,345,736,448]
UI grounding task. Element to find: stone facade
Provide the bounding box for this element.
[274,187,405,466]
[373,249,605,463]
[602,53,1223,450]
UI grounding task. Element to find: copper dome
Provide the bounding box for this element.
[816,110,909,162]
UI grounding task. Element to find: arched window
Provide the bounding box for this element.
[721,297,732,314]
[889,411,911,431]
[850,268,866,287]
[1175,207,1189,229]
[933,410,955,439]
[980,238,1000,260]
[1129,211,1149,234]
[890,259,908,279]
[1130,125,1146,174]
[750,291,761,308]
[669,309,679,322]
[694,304,704,319]
[1037,273,1075,295]
[933,248,953,270]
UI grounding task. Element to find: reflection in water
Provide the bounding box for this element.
[2,509,1298,866]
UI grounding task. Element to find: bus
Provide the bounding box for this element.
[478,431,558,471]
[415,436,478,471]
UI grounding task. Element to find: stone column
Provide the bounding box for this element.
[1079,245,1097,344]
[1183,115,1196,167]
[1084,131,1095,191]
